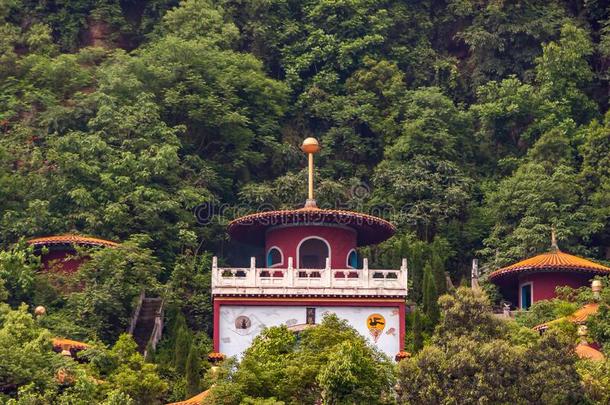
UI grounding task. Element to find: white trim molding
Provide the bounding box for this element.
[266,246,284,268]
[296,236,331,269]
[346,249,357,269]
[519,281,533,309]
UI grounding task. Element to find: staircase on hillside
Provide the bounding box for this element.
[130,296,164,354]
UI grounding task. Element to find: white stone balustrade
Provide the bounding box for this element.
[211,256,408,298]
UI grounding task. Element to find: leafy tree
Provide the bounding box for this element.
[398,288,584,404]
[372,88,474,241]
[0,241,40,307]
[185,341,201,397]
[450,0,567,87]
[55,236,162,342]
[167,253,212,335]
[434,287,507,342]
[174,324,192,375]
[206,314,395,405]
[317,339,395,405]
[577,358,610,404]
[411,308,423,353]
[106,334,168,405]
[0,303,65,397]
[481,162,592,266]
[422,263,439,327]
[535,23,597,126]
[515,299,579,329]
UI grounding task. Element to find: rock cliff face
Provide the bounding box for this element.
[83,19,112,48]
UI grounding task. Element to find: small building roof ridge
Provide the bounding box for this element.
[489,250,610,281]
[575,343,605,361]
[532,303,599,331]
[52,337,91,350]
[165,389,210,405]
[27,234,119,248]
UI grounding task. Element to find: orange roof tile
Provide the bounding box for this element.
[489,250,610,281]
[575,343,605,361]
[166,390,210,405]
[533,303,600,331]
[52,338,91,351]
[28,235,118,248]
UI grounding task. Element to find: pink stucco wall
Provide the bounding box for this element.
[518,272,593,303]
[265,225,357,268]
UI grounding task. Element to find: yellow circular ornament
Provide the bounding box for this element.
[367,313,386,342]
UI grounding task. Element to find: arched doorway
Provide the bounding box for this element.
[298,237,330,269]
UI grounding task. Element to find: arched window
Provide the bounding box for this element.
[266,247,283,267]
[347,250,358,269]
[298,237,330,269]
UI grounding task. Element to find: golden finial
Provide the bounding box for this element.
[551,226,559,251]
[301,137,320,208]
[35,306,46,317]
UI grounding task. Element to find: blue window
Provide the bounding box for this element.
[521,284,532,309]
[267,248,282,267]
[347,250,358,269]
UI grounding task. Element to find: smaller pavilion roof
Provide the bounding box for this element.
[533,303,599,332]
[28,235,118,248]
[166,389,210,405]
[489,250,610,282]
[575,343,605,361]
[52,337,91,351]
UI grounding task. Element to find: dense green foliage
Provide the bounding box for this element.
[398,288,585,404]
[0,304,167,404]
[204,314,396,405]
[1,0,610,402]
[1,0,609,286]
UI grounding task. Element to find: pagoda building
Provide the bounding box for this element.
[27,234,118,273]
[211,138,408,359]
[488,234,610,309]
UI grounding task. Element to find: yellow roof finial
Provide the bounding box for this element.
[551,225,559,251]
[301,137,320,209]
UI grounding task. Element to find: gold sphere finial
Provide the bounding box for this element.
[35,306,46,316]
[301,137,320,154]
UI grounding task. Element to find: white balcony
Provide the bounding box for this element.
[212,257,408,298]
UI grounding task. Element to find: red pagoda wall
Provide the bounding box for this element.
[265,225,357,268]
[518,272,593,303]
[41,249,86,273]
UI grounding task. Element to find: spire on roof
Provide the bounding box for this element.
[301,137,320,209]
[550,226,559,251]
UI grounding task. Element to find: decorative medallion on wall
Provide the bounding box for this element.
[367,313,386,342]
[234,315,252,335]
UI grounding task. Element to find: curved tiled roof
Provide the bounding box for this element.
[166,390,210,405]
[489,250,610,282]
[533,303,599,332]
[228,207,395,246]
[52,337,90,351]
[28,235,119,248]
[575,343,605,361]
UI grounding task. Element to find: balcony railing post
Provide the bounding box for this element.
[326,257,332,288]
[401,258,408,294]
[286,257,294,287]
[363,258,369,288]
[250,257,257,287]
[287,257,294,287]
[212,256,218,288]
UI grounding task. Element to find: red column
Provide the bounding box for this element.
[399,301,406,351]
[213,299,220,352]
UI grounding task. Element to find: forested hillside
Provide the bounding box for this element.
[1,0,610,403]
